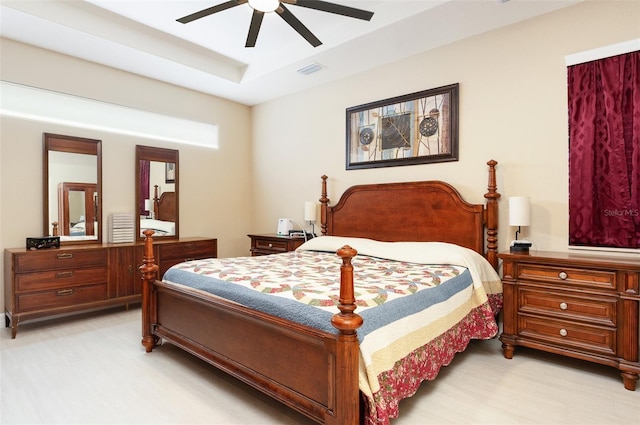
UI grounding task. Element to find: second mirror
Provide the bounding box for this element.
[135,145,179,240]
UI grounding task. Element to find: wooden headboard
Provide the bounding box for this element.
[153,185,176,222]
[320,160,500,269]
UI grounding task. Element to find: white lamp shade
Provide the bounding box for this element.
[304,201,317,221]
[509,196,531,226]
[144,199,152,211]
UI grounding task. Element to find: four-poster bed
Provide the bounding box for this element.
[140,160,501,425]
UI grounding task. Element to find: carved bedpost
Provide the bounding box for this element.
[140,229,159,352]
[153,185,160,219]
[331,245,363,425]
[51,222,58,237]
[320,175,329,236]
[331,245,363,334]
[484,160,500,270]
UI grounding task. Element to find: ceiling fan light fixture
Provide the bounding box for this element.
[248,0,280,13]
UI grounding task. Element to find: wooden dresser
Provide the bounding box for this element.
[248,234,306,256]
[4,237,217,338]
[499,250,640,390]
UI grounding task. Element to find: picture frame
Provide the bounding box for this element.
[346,83,459,170]
[165,162,176,184]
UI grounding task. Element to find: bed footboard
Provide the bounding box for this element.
[140,232,363,425]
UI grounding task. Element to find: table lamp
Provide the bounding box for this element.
[509,196,532,253]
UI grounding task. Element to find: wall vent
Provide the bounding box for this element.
[297,63,324,75]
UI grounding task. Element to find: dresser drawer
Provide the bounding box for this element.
[519,315,616,357]
[157,239,217,277]
[16,284,108,312]
[14,249,107,273]
[517,263,616,291]
[15,267,108,292]
[519,287,617,327]
[158,240,217,261]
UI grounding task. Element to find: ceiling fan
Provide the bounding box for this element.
[176,0,374,48]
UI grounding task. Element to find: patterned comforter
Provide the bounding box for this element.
[163,236,502,425]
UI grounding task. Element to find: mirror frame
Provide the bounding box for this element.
[43,133,102,245]
[135,145,179,241]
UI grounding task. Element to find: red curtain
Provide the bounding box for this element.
[139,160,150,216]
[568,51,640,249]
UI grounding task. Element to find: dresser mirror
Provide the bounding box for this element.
[43,133,102,245]
[135,145,179,241]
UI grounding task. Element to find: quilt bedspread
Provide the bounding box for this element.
[162,237,502,425]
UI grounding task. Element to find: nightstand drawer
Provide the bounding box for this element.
[248,234,305,256]
[519,288,617,327]
[16,284,108,312]
[519,315,616,356]
[16,267,108,292]
[14,249,107,273]
[254,238,289,252]
[517,263,616,291]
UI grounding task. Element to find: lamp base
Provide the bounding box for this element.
[510,241,532,253]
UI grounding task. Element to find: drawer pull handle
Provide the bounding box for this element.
[56,253,74,260]
[559,302,568,310]
[558,271,568,280]
[559,328,568,337]
[56,289,75,296]
[268,243,273,248]
[185,244,195,249]
[56,271,74,279]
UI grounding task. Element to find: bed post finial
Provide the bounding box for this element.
[140,229,159,352]
[484,160,500,270]
[320,175,329,236]
[331,245,363,335]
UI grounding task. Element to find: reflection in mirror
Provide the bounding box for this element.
[44,133,102,245]
[135,145,179,240]
[58,182,98,236]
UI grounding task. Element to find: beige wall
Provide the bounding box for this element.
[251,1,640,256]
[0,39,253,309]
[1,1,639,315]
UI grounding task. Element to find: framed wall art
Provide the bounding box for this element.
[346,83,459,170]
[165,162,176,184]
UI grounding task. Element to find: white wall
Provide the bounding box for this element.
[250,1,640,256]
[0,39,253,309]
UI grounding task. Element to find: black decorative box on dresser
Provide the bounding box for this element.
[4,237,217,338]
[248,234,306,256]
[499,251,640,390]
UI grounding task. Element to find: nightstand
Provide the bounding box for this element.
[499,250,640,390]
[248,234,306,256]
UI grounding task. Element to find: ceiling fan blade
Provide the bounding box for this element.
[177,0,246,24]
[288,0,374,21]
[277,4,322,47]
[245,10,264,47]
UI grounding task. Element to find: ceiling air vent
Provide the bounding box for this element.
[297,63,324,75]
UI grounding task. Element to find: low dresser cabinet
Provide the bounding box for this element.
[248,234,306,256]
[499,251,640,390]
[4,237,217,338]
